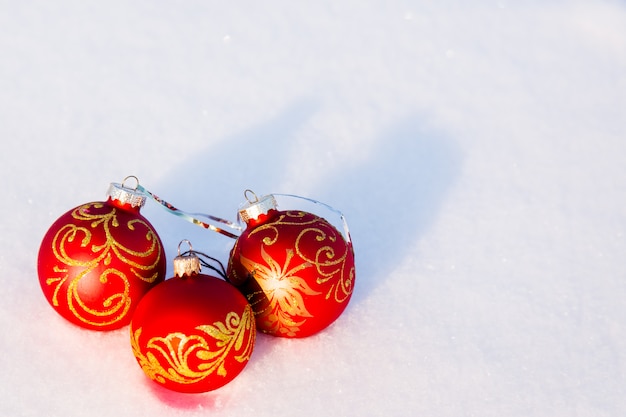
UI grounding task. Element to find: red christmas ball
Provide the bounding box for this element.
[130,244,256,393]
[37,178,166,331]
[227,192,355,338]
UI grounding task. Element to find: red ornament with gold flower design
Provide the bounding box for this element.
[227,192,355,338]
[37,177,166,331]
[130,243,256,393]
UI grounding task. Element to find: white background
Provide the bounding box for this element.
[1,1,625,416]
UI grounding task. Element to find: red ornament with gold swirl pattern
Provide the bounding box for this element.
[130,241,256,393]
[37,177,166,331]
[227,191,355,338]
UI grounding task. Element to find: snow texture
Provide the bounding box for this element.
[1,1,626,416]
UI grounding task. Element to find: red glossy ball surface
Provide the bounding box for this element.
[130,274,256,393]
[37,199,166,330]
[227,210,355,338]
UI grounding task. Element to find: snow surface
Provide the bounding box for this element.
[1,1,626,416]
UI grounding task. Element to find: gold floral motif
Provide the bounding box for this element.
[130,305,255,386]
[250,211,353,299]
[45,203,162,327]
[292,224,354,303]
[239,246,322,336]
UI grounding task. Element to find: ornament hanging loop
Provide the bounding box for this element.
[177,239,193,256]
[244,189,259,204]
[121,175,140,191]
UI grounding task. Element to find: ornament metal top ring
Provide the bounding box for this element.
[121,175,140,191]
[177,239,193,255]
[244,189,259,204]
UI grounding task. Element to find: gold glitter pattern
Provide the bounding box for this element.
[238,211,354,336]
[45,203,162,327]
[131,305,255,385]
[239,246,321,336]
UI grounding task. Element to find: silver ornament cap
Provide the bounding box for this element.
[173,240,202,277]
[106,175,146,208]
[238,190,277,223]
